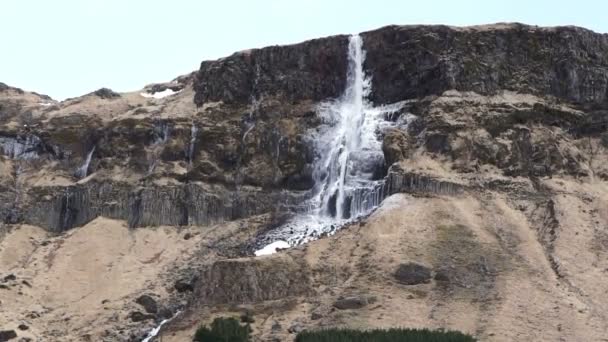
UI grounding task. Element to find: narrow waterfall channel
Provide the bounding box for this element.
[141,311,181,342]
[187,122,198,167]
[256,35,405,255]
[74,146,95,179]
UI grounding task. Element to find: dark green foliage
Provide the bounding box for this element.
[295,328,476,342]
[193,317,250,342]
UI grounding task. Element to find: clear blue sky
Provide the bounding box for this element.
[1,0,606,100]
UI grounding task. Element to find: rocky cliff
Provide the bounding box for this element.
[1,23,608,342]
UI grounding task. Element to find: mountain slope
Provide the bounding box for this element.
[1,23,608,341]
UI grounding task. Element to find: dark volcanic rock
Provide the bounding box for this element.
[3,274,16,282]
[194,36,349,105]
[362,24,608,106]
[0,330,17,342]
[129,311,155,322]
[135,294,158,314]
[434,269,451,282]
[145,82,185,94]
[194,24,608,108]
[333,296,374,310]
[22,180,276,232]
[0,83,23,94]
[91,88,121,99]
[394,262,432,285]
[195,256,310,304]
[174,279,194,293]
[158,307,174,320]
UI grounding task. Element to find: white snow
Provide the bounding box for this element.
[140,89,181,99]
[254,240,290,256]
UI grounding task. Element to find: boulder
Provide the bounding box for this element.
[0,330,17,342]
[135,295,158,314]
[91,88,121,99]
[3,274,16,282]
[434,268,451,282]
[394,262,432,285]
[129,311,155,322]
[288,323,305,334]
[333,295,376,310]
[174,279,194,293]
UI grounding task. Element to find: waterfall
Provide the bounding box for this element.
[152,121,170,145]
[75,147,95,179]
[148,121,170,175]
[256,34,406,251]
[188,123,198,166]
[141,311,181,342]
[316,34,373,219]
[235,63,262,187]
[273,134,284,184]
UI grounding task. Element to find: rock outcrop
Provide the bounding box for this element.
[194,255,311,304]
[362,24,608,105]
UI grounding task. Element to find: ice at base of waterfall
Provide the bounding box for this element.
[254,240,290,256]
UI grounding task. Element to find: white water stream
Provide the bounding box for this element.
[75,146,95,179]
[141,311,181,342]
[256,35,406,253]
[188,122,198,167]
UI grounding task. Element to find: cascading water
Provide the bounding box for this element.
[235,63,262,187]
[257,34,406,251]
[152,121,170,145]
[187,122,198,167]
[315,34,376,220]
[75,146,95,179]
[141,311,181,342]
[243,63,262,144]
[148,121,170,175]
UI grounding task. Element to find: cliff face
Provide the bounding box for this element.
[1,23,608,342]
[2,23,608,233]
[194,36,350,105]
[362,24,608,105]
[194,24,608,107]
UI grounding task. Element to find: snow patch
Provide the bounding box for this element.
[255,240,290,256]
[140,89,181,99]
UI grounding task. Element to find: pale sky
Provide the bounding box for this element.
[1,0,606,100]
